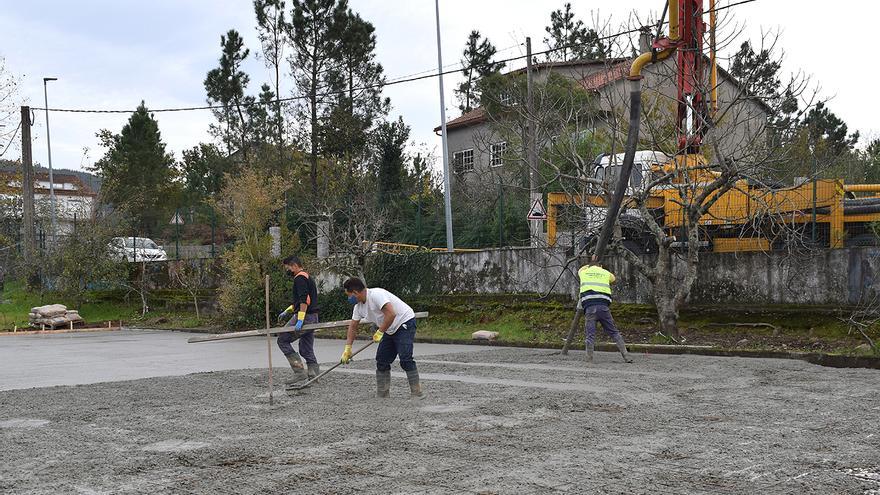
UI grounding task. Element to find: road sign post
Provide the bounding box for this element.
[527,196,547,221]
[170,211,185,260]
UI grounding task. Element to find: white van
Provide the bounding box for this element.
[575,150,670,253]
[591,150,670,193]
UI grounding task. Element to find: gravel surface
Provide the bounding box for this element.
[1,348,879,494]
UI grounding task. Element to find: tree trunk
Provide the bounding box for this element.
[655,291,680,339]
[192,293,200,323]
[652,247,681,339]
[309,59,319,198]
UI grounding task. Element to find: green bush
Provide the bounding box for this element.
[319,287,350,322]
[219,262,295,330]
[364,251,437,296]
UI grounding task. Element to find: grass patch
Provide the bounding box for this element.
[399,294,877,355]
[0,280,209,331]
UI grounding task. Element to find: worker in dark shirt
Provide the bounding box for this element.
[277,255,320,384]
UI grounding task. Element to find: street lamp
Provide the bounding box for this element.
[434,0,454,252]
[43,77,58,246]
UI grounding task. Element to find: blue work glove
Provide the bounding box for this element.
[278,305,294,323]
[292,311,307,331]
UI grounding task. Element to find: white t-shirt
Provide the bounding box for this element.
[351,287,415,335]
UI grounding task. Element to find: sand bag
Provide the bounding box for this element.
[472,330,499,341]
[65,310,83,322]
[32,304,68,318]
[47,316,69,327]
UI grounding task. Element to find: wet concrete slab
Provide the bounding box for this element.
[1,342,879,493]
[0,328,486,391]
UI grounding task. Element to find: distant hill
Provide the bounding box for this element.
[0,159,102,194]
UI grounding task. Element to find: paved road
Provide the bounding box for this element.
[0,328,486,391]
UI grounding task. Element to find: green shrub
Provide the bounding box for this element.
[363,251,437,295]
[319,287,350,322]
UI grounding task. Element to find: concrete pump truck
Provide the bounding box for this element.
[547,0,880,256]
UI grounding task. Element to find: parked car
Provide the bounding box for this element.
[109,237,168,262]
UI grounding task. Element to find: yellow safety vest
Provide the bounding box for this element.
[578,265,612,300]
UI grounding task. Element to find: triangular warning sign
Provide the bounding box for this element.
[527,197,547,220]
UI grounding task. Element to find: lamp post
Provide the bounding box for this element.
[43,77,58,245]
[434,0,454,252]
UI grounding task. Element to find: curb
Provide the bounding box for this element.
[126,326,219,334]
[121,327,880,370]
[0,326,122,336]
[404,337,880,370]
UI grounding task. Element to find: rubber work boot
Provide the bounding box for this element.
[586,342,594,363]
[286,353,309,385]
[405,369,424,399]
[307,363,320,380]
[376,369,391,398]
[614,335,634,363]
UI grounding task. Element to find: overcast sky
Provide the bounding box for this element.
[2,0,876,174]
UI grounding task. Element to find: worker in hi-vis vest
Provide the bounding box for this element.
[577,256,633,363]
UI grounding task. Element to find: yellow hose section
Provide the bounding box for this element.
[844,184,880,192]
[629,0,680,79]
[630,48,676,78]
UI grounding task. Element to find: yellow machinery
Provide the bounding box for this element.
[552,0,880,254]
[547,171,880,252]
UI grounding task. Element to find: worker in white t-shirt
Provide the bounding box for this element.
[339,277,422,398]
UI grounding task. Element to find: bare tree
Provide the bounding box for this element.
[474,12,828,339]
[294,178,391,280]
[0,56,21,156]
[170,259,212,323]
[589,21,817,338]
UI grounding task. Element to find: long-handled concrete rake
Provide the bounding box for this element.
[285,339,375,392]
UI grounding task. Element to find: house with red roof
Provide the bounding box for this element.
[435,54,771,183]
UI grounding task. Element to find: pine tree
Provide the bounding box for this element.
[375,117,410,206]
[544,3,606,62]
[801,102,859,156]
[204,30,252,156]
[289,0,348,197]
[247,84,283,149]
[254,0,289,159]
[92,102,177,235]
[729,41,799,140]
[455,30,505,113]
[324,9,389,163]
[864,139,880,183]
[180,143,234,206]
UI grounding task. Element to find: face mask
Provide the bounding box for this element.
[347,295,358,305]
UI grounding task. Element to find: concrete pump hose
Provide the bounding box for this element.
[593,78,642,259]
[843,198,880,207]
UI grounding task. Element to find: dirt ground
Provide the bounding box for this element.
[1,348,879,494]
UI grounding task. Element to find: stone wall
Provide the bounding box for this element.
[430,247,880,306]
[135,247,880,307]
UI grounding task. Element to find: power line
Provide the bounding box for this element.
[32,0,757,115]
[0,119,22,157]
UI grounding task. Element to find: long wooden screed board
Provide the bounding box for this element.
[187,312,429,343]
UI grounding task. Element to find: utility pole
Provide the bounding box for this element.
[434,0,454,252]
[20,106,37,286]
[20,107,35,254]
[526,37,541,247]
